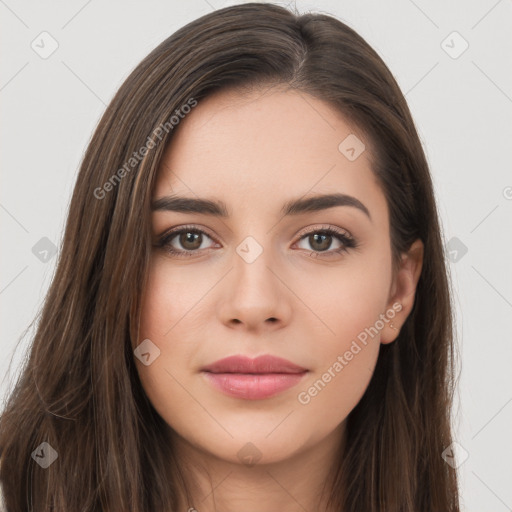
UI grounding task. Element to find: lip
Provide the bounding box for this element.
[201,355,308,400]
[201,354,307,374]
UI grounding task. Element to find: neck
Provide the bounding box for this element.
[171,422,346,512]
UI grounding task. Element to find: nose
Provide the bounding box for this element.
[216,243,292,334]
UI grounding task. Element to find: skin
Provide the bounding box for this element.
[135,85,423,512]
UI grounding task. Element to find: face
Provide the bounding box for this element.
[135,85,420,467]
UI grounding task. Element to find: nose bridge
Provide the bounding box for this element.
[232,232,279,302]
[216,231,292,330]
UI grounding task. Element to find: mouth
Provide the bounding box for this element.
[200,354,308,400]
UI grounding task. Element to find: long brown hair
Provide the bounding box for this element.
[0,3,460,510]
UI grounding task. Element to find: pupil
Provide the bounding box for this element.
[181,232,201,250]
[311,233,330,251]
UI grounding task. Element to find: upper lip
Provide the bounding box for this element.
[201,355,307,374]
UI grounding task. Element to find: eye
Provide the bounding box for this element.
[156,225,219,258]
[294,225,357,258]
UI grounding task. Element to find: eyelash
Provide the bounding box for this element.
[155,224,357,259]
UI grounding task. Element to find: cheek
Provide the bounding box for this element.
[291,248,391,415]
[136,260,199,415]
[292,243,392,347]
[139,257,209,339]
[293,290,385,430]
[295,343,380,442]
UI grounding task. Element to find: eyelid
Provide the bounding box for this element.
[294,223,353,240]
[156,223,353,243]
[156,224,220,244]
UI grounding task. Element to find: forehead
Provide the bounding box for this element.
[154,86,387,220]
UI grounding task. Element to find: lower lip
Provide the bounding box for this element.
[202,372,307,400]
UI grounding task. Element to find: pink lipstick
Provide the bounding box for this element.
[201,354,308,400]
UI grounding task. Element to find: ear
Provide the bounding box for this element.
[381,239,424,344]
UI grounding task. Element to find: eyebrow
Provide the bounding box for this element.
[151,193,371,220]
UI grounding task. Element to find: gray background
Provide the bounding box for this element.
[1,0,511,510]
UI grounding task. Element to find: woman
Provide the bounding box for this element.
[0,3,460,511]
